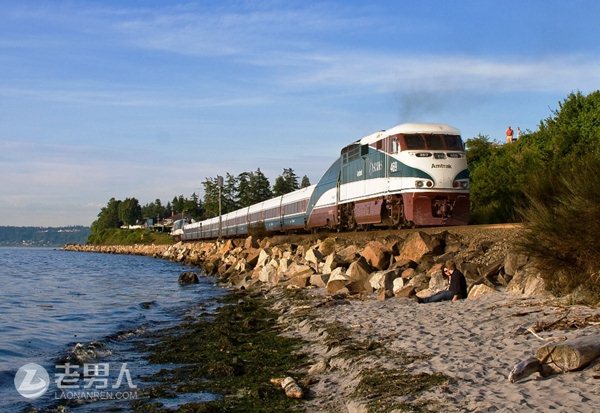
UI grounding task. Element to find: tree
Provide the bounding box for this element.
[118,197,142,226]
[142,199,166,221]
[91,197,121,232]
[248,168,272,203]
[272,168,299,196]
[300,175,311,188]
[202,177,220,218]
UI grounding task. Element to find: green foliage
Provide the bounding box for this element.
[91,197,121,233]
[300,174,311,188]
[87,228,173,245]
[272,168,299,196]
[118,197,142,226]
[141,198,166,221]
[517,155,600,303]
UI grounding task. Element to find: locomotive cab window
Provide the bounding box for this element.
[398,134,464,151]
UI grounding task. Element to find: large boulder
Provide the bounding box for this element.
[336,245,360,265]
[346,256,373,281]
[256,248,272,268]
[468,284,496,299]
[504,252,529,276]
[309,273,330,288]
[507,266,552,298]
[361,241,391,271]
[305,248,324,266]
[396,231,439,262]
[326,267,350,294]
[369,269,401,293]
[244,236,260,249]
[427,265,447,293]
[321,253,341,275]
[318,237,338,256]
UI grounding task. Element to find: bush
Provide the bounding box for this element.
[87,228,173,246]
[517,155,600,303]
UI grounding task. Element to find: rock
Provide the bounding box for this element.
[392,277,405,295]
[219,239,235,255]
[326,267,350,294]
[369,269,401,293]
[337,245,360,265]
[401,267,416,280]
[346,257,373,282]
[468,283,496,299]
[318,237,338,256]
[396,231,439,262]
[257,248,272,268]
[259,265,280,285]
[309,273,330,288]
[361,241,391,271]
[407,273,429,291]
[394,285,416,298]
[504,252,529,276]
[244,236,260,249]
[428,265,447,293]
[322,253,341,275]
[178,271,199,284]
[305,248,324,266]
[308,359,328,376]
[507,266,552,298]
[281,376,304,399]
[286,263,314,279]
[245,248,261,267]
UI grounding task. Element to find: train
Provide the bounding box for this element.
[178,123,469,241]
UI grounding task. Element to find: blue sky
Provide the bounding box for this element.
[2,0,600,226]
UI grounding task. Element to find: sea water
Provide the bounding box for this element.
[0,247,223,412]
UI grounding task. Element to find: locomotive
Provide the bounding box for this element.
[181,123,469,240]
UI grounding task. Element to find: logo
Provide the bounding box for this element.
[14,363,50,399]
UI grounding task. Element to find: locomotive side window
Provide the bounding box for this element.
[404,134,425,149]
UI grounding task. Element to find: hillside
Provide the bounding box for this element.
[0,226,90,247]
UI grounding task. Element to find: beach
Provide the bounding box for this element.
[273,288,600,412]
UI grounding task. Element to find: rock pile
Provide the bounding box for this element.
[65,229,551,300]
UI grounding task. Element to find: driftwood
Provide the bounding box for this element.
[509,333,600,383]
[536,333,600,373]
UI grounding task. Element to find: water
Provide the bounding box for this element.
[0,247,224,412]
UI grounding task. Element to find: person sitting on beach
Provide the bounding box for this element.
[418,260,467,303]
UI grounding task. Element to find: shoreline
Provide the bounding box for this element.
[63,229,600,412]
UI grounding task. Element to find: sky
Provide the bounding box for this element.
[2,0,600,226]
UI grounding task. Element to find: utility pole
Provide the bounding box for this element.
[217,175,223,240]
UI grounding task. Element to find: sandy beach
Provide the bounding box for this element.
[274,289,600,412]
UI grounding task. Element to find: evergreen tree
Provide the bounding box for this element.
[249,168,272,203]
[222,173,238,213]
[236,171,253,207]
[91,197,122,232]
[273,168,299,196]
[118,197,142,226]
[202,177,220,218]
[300,175,311,188]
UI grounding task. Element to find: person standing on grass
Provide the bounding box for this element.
[506,126,514,143]
[418,260,468,303]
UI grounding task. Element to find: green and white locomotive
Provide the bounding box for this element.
[181,123,469,240]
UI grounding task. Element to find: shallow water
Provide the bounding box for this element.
[0,247,223,412]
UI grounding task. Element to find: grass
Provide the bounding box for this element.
[87,228,173,246]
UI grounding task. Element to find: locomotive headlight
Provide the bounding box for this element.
[415,180,424,188]
[453,180,469,189]
[426,181,433,188]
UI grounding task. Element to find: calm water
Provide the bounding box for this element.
[0,247,224,412]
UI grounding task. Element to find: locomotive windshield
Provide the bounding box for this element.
[399,134,463,151]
